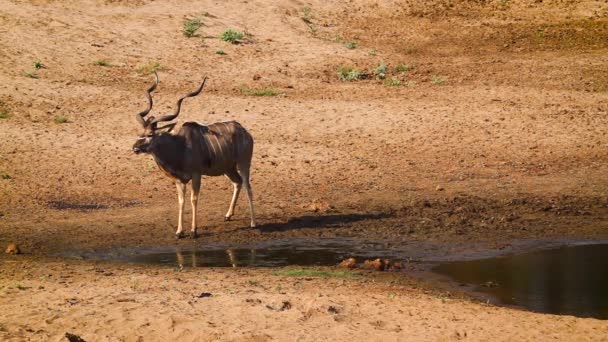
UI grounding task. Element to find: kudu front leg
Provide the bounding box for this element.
[175,182,186,239]
[190,174,201,238]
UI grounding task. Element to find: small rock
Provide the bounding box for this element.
[362,258,386,271]
[389,262,403,270]
[5,243,20,255]
[279,301,291,311]
[337,258,357,269]
[307,198,334,213]
[435,185,445,191]
[253,74,261,81]
[65,332,86,342]
[195,292,212,298]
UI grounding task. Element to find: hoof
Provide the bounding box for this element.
[175,232,184,239]
[250,223,257,228]
[191,232,199,239]
[224,216,231,222]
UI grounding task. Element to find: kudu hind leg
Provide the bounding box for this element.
[190,175,201,238]
[238,165,256,228]
[224,168,242,221]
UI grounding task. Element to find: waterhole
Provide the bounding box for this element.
[75,238,417,268]
[434,243,608,319]
[72,239,608,319]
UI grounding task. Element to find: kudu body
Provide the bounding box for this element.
[132,73,255,238]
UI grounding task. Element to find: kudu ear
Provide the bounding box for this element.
[156,122,177,133]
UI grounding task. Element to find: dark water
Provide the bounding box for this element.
[434,244,608,319]
[76,238,416,268]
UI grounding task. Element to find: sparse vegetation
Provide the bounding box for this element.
[384,77,401,86]
[15,283,28,290]
[215,50,226,55]
[274,268,360,278]
[368,49,378,56]
[431,75,446,85]
[0,101,9,119]
[0,172,11,180]
[94,60,112,67]
[345,41,357,49]
[396,64,413,72]
[301,6,312,24]
[337,66,364,81]
[183,16,203,37]
[241,85,279,96]
[536,27,546,38]
[54,115,68,124]
[248,280,261,286]
[24,71,39,79]
[136,61,163,75]
[375,63,388,79]
[404,46,417,54]
[221,29,244,44]
[33,60,44,69]
[301,6,317,35]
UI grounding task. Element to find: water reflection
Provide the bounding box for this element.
[134,244,352,268]
[434,244,608,319]
[175,248,258,268]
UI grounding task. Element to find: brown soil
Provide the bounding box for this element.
[1,0,607,340]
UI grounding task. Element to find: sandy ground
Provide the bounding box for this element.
[2,257,608,342]
[1,0,608,340]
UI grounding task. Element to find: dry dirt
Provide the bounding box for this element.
[1,0,608,340]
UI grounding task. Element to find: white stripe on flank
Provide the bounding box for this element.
[212,133,224,162]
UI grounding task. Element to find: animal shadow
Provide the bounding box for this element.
[254,212,392,232]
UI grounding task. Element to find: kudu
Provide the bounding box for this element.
[132,72,256,238]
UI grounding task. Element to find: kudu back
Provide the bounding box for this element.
[132,72,256,238]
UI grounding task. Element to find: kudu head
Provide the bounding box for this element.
[132,72,207,154]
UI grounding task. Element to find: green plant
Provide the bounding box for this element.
[274,268,360,278]
[431,75,445,85]
[396,64,412,72]
[215,50,226,55]
[54,115,68,124]
[241,86,279,96]
[183,17,203,37]
[221,29,244,44]
[15,283,28,290]
[24,71,39,79]
[536,27,546,38]
[301,6,312,24]
[33,60,44,69]
[94,60,112,67]
[0,101,9,119]
[337,66,364,81]
[345,41,357,49]
[384,77,401,86]
[301,6,317,35]
[368,49,378,56]
[375,63,388,79]
[136,61,163,75]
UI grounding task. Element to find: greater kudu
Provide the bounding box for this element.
[132,73,256,238]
